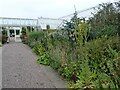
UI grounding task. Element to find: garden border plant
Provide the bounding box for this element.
[26,2,120,89]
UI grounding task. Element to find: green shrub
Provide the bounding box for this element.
[37,52,51,65]
[2,30,8,44]
[27,26,120,89]
[20,29,27,44]
[27,31,45,47]
[69,61,97,89]
[2,34,8,44]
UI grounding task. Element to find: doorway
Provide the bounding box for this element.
[9,29,15,42]
[15,29,21,42]
[9,29,15,37]
[8,28,22,42]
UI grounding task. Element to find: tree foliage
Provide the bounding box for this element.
[88,2,118,39]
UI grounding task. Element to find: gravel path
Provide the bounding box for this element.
[2,42,67,88]
[0,47,2,89]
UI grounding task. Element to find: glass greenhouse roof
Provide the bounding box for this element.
[0,17,65,29]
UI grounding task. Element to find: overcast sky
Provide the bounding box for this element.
[0,0,116,19]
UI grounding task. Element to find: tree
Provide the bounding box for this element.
[88,2,118,38]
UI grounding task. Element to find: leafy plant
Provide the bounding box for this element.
[37,52,50,65]
[70,61,97,89]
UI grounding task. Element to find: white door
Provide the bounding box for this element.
[15,29,21,42]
